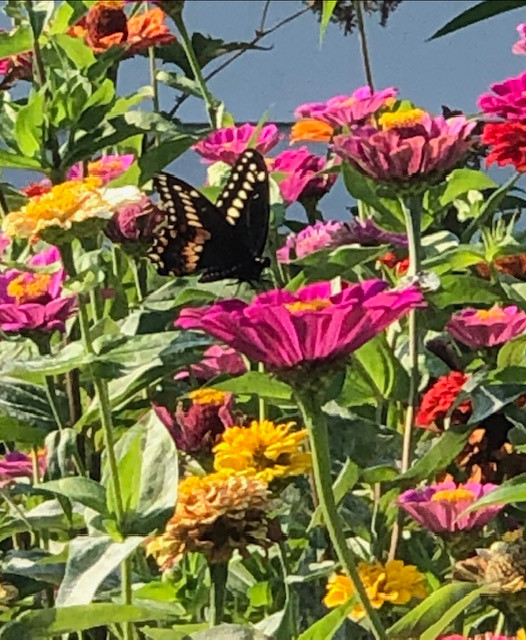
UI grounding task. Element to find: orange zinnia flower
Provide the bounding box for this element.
[70,2,175,55]
[290,119,334,144]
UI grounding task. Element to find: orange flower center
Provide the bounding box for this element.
[189,388,227,406]
[431,487,475,503]
[475,306,507,321]
[379,108,427,130]
[285,299,332,313]
[7,272,52,304]
[88,158,125,177]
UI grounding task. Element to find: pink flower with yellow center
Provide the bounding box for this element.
[67,154,135,184]
[0,246,75,333]
[478,71,526,121]
[447,305,526,349]
[174,345,247,382]
[399,482,503,533]
[193,124,281,165]
[294,86,398,128]
[176,279,424,371]
[332,110,476,184]
[2,178,144,242]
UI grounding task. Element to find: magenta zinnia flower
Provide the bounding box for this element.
[334,219,408,248]
[176,280,424,371]
[0,450,47,488]
[193,124,281,165]
[294,86,398,128]
[478,71,526,121]
[174,345,247,382]
[153,388,233,453]
[67,154,135,183]
[0,246,76,333]
[399,482,503,533]
[332,110,476,184]
[276,220,343,264]
[513,23,526,55]
[271,147,337,206]
[105,195,162,245]
[447,305,526,349]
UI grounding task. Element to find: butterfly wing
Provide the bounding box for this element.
[215,149,270,258]
[149,172,257,280]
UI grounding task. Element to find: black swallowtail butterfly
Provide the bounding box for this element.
[149,149,270,283]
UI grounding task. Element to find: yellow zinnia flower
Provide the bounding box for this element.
[213,419,311,483]
[324,560,427,621]
[3,178,144,242]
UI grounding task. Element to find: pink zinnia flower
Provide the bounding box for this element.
[271,147,337,205]
[294,86,398,128]
[513,23,526,55]
[276,220,343,264]
[193,124,281,165]
[399,482,503,533]
[176,280,424,371]
[105,195,162,245]
[0,450,47,488]
[67,154,135,184]
[332,109,476,184]
[0,30,32,89]
[153,388,233,453]
[174,345,247,382]
[0,246,76,333]
[478,71,526,121]
[334,219,408,248]
[447,305,526,349]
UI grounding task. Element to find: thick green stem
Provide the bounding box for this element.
[130,258,144,304]
[34,338,65,431]
[209,562,228,627]
[172,11,220,128]
[295,391,387,640]
[354,0,375,91]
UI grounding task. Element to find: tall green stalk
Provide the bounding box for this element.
[353,0,375,90]
[209,562,228,627]
[295,390,387,640]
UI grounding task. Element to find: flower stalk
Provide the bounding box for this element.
[209,561,228,627]
[295,389,387,640]
[353,0,375,90]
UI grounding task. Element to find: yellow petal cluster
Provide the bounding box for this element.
[2,179,143,240]
[324,560,427,621]
[147,472,273,568]
[213,419,311,483]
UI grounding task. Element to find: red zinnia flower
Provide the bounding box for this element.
[378,252,409,276]
[482,121,526,172]
[416,371,472,430]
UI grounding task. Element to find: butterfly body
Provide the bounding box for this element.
[149,149,270,283]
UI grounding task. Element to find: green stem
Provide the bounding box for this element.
[258,362,266,422]
[130,258,144,304]
[172,11,220,128]
[34,338,66,431]
[209,562,228,627]
[122,558,133,640]
[353,0,375,91]
[295,391,387,640]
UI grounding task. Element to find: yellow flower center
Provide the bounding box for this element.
[383,96,397,108]
[189,388,227,406]
[379,108,427,130]
[431,487,475,502]
[7,272,52,304]
[285,299,332,313]
[475,306,507,321]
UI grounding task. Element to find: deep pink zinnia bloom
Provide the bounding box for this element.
[478,71,526,121]
[105,195,162,244]
[399,482,503,534]
[67,154,135,183]
[334,219,408,248]
[0,450,47,488]
[447,305,526,349]
[333,112,476,183]
[176,280,424,370]
[276,220,343,264]
[0,246,76,333]
[294,86,398,128]
[193,124,281,165]
[271,147,337,206]
[174,345,247,382]
[513,23,526,55]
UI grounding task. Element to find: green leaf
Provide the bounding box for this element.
[309,458,359,529]
[157,70,203,98]
[56,535,146,606]
[0,380,59,437]
[429,0,526,40]
[498,335,526,368]
[439,168,497,206]
[143,626,208,640]
[354,334,409,400]
[387,583,487,638]
[52,33,96,68]
[293,244,385,282]
[37,477,108,515]
[297,603,353,640]
[463,472,526,513]
[0,149,45,170]
[341,163,402,223]
[0,603,172,639]
[15,89,45,157]
[211,371,293,402]
[320,0,338,45]
[0,26,32,58]
[188,626,270,640]
[430,274,500,308]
